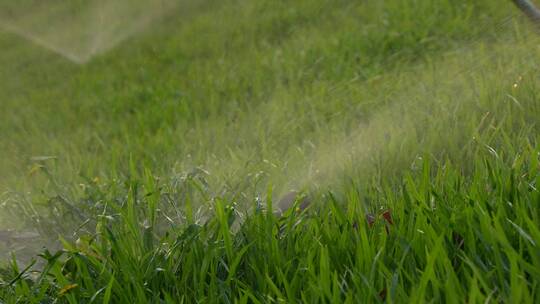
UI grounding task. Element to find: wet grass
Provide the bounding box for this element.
[1,143,539,302]
[0,0,539,302]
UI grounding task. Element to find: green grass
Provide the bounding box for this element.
[1,0,539,302]
[1,146,539,302]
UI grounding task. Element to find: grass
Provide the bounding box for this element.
[1,146,539,302]
[0,0,539,302]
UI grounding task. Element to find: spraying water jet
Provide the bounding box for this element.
[0,0,180,64]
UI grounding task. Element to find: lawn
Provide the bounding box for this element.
[0,0,539,302]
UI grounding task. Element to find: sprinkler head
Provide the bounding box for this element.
[274,190,310,216]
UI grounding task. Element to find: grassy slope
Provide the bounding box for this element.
[1,0,539,302]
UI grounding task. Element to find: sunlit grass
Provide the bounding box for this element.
[1,143,539,302]
[0,0,539,302]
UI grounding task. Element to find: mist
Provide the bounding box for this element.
[0,0,180,63]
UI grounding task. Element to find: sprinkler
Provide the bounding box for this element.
[512,0,540,26]
[274,190,311,216]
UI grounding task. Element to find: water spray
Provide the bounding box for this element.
[0,0,180,64]
[272,2,540,215]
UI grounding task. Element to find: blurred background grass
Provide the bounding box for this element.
[0,0,538,238]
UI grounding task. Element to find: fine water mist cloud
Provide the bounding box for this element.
[256,18,538,205]
[0,0,180,64]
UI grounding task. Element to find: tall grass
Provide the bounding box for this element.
[1,0,539,302]
[1,139,539,302]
